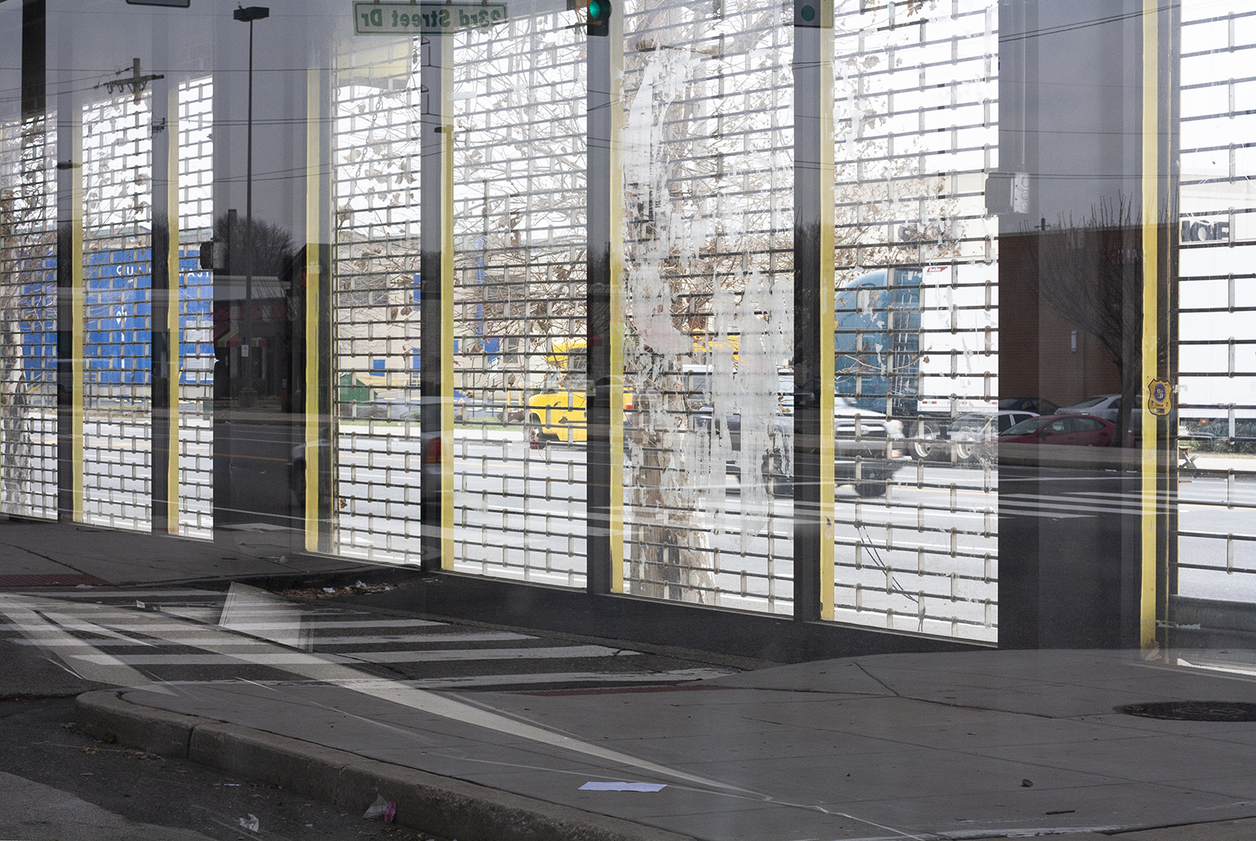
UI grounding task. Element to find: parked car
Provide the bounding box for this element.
[998,413,1115,447]
[1058,394,1122,423]
[998,397,1059,415]
[947,410,1038,461]
[831,397,913,495]
[695,395,911,497]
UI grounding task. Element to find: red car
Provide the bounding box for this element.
[998,413,1115,447]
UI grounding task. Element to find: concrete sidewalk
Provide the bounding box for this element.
[76,647,1256,841]
[7,517,1256,840]
[0,518,383,588]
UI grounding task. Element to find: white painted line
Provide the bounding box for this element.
[68,645,639,665]
[70,652,351,665]
[26,589,224,598]
[0,595,741,793]
[146,668,736,689]
[308,632,536,645]
[344,645,639,663]
[13,631,533,647]
[158,607,222,623]
[2,618,447,633]
[271,619,446,629]
[391,668,734,689]
[0,596,171,694]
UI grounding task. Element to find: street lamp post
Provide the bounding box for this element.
[234,5,268,407]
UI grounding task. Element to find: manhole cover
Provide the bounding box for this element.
[1116,701,1256,722]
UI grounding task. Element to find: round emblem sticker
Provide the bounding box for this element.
[1148,379,1172,416]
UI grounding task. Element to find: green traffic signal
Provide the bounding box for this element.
[587,0,611,36]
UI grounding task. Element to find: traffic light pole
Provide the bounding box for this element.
[792,0,835,622]
[585,10,624,596]
[420,32,455,572]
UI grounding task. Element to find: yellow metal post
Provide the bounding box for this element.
[305,67,324,552]
[166,85,181,534]
[818,3,835,620]
[607,10,625,592]
[1139,0,1163,651]
[70,115,84,523]
[439,41,455,569]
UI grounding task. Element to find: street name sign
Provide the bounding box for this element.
[354,2,508,34]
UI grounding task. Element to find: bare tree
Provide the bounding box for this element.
[213,213,296,280]
[1031,196,1144,445]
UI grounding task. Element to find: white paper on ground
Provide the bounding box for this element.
[580,782,667,792]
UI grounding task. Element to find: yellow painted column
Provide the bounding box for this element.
[439,41,455,569]
[1139,0,1164,651]
[70,115,84,523]
[165,85,181,534]
[818,3,835,620]
[305,66,324,553]
[607,10,625,593]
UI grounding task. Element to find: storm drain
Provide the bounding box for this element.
[1116,701,1256,722]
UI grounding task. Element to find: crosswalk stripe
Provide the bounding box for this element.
[148,669,737,689]
[1,589,725,696]
[306,632,536,645]
[342,645,640,663]
[12,631,535,647]
[0,617,448,632]
[30,588,228,598]
[67,645,640,666]
[396,669,730,689]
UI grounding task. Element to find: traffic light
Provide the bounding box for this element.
[587,0,611,36]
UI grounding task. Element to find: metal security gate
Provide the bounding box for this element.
[828,0,999,642]
[0,115,58,521]
[80,92,154,532]
[618,0,796,613]
[331,39,425,563]
[451,10,589,586]
[1171,4,1256,648]
[175,76,216,539]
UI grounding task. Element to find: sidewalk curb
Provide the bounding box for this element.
[75,690,694,841]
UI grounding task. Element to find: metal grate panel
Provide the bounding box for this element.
[80,92,154,532]
[830,0,1000,642]
[618,0,795,613]
[452,9,589,586]
[0,115,58,520]
[177,76,215,539]
[1175,4,1256,605]
[332,39,424,563]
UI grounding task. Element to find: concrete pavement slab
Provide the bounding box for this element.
[1079,710,1256,738]
[1156,772,1256,800]
[77,690,696,841]
[592,728,900,765]
[0,519,374,586]
[667,748,1119,806]
[702,658,896,695]
[1113,817,1256,841]
[74,648,1256,841]
[720,696,1130,749]
[970,732,1256,784]
[613,802,895,841]
[838,781,1244,838]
